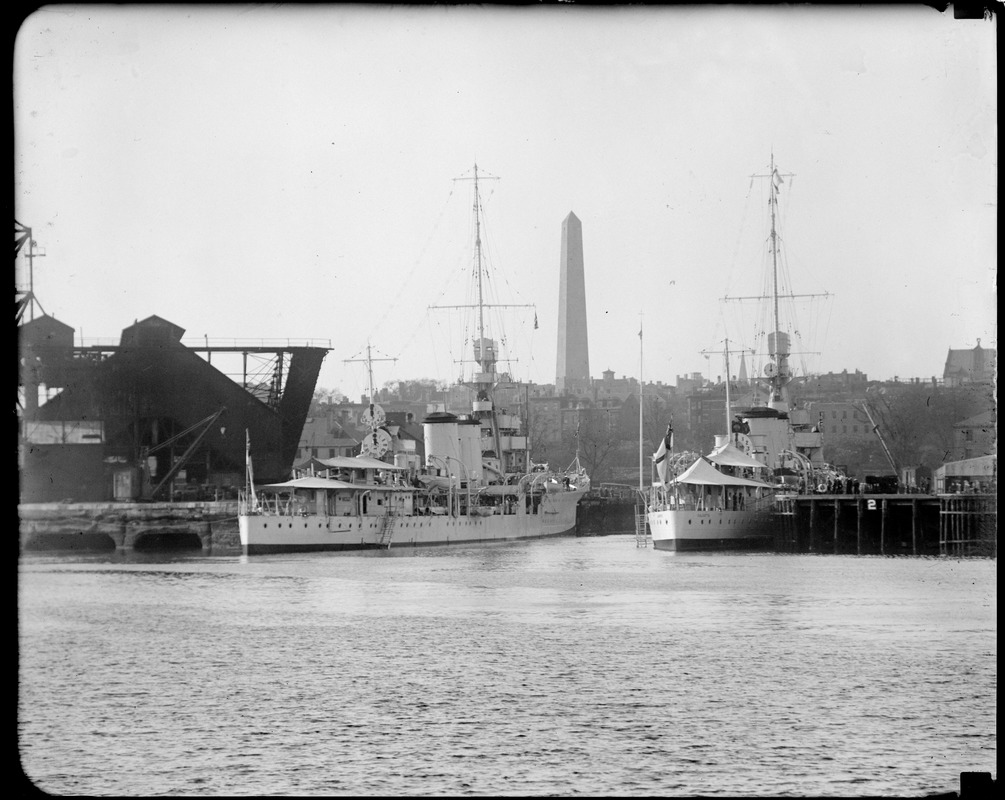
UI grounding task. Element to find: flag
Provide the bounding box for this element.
[638,326,643,340]
[772,168,784,190]
[533,312,538,330]
[245,429,258,508]
[652,421,674,484]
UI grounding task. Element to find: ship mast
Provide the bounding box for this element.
[769,153,781,362]
[701,339,740,438]
[344,344,397,458]
[344,343,397,407]
[430,164,534,475]
[726,154,812,411]
[473,165,487,375]
[468,164,503,469]
[766,152,792,408]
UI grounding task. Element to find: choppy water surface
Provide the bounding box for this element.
[18,536,996,796]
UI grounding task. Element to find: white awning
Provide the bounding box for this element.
[706,441,767,469]
[261,477,356,490]
[315,455,408,471]
[672,457,773,488]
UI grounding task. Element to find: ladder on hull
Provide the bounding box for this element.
[377,511,398,549]
[635,507,649,548]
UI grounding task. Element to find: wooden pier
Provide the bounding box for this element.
[773,493,996,557]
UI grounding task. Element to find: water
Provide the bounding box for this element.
[18,536,996,796]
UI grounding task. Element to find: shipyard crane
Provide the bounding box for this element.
[15,219,47,323]
[856,401,902,482]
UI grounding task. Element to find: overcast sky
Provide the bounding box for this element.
[14,4,996,400]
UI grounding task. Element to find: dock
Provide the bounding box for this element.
[773,493,996,557]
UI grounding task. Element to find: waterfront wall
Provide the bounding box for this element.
[19,501,241,553]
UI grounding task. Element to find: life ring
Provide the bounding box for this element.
[817,483,828,493]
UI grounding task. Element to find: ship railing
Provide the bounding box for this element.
[238,488,307,517]
[648,489,772,513]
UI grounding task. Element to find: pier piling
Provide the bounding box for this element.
[772,493,995,557]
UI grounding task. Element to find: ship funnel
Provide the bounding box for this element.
[423,411,461,485]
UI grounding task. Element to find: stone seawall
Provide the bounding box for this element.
[18,501,241,552]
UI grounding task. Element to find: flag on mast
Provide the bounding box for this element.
[652,421,674,484]
[245,429,258,508]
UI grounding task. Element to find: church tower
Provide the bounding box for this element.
[556,211,590,395]
[738,351,749,385]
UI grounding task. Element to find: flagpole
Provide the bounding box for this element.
[638,313,644,492]
[245,428,257,509]
[669,416,676,508]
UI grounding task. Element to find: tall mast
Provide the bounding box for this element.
[769,152,781,349]
[638,313,644,491]
[344,343,397,404]
[430,165,533,476]
[436,164,527,384]
[366,342,376,402]
[701,339,737,436]
[746,154,794,407]
[473,163,486,369]
[721,158,829,416]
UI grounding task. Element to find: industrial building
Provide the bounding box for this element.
[18,311,328,503]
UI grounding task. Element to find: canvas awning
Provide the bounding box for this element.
[315,455,408,471]
[261,477,356,490]
[671,457,773,488]
[706,441,767,469]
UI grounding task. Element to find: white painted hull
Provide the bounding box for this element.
[646,507,773,552]
[239,489,586,554]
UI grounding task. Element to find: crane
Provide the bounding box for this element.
[857,401,901,484]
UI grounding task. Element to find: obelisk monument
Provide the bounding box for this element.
[556,211,590,395]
